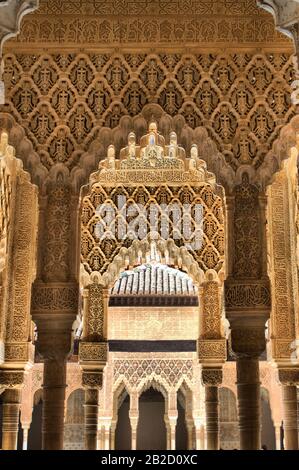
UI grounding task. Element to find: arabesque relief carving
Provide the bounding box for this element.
[0,51,295,187]
[0,131,38,373]
[8,0,289,46]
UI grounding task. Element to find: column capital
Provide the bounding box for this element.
[201,368,222,387]
[231,326,266,358]
[0,370,25,389]
[82,371,103,390]
[278,367,299,386]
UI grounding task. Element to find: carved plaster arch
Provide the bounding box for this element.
[81,236,223,289]
[0,112,47,186]
[71,104,234,193]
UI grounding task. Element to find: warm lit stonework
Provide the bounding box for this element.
[0,0,299,451]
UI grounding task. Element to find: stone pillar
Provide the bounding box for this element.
[164,414,171,450]
[169,417,177,450]
[103,421,111,450]
[32,283,78,450]
[274,423,281,450]
[236,356,261,450]
[202,369,221,450]
[129,391,139,450]
[110,420,117,450]
[1,388,22,450]
[205,386,219,450]
[84,387,99,450]
[167,390,178,451]
[186,418,194,450]
[281,383,298,450]
[42,358,67,450]
[22,424,30,450]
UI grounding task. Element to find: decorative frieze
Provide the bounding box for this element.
[31,284,79,312]
[79,342,108,363]
[197,339,226,362]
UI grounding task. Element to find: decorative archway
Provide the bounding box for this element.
[78,123,227,449]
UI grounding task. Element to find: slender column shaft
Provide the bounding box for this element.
[84,389,99,450]
[104,426,110,450]
[205,386,219,450]
[187,423,194,450]
[110,423,116,450]
[274,424,281,451]
[282,385,298,450]
[42,359,67,450]
[22,427,30,450]
[236,357,261,450]
[1,389,21,450]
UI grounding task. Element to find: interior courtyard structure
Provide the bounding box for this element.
[0,0,299,451]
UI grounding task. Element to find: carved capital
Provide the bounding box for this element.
[278,368,299,386]
[231,327,266,357]
[201,368,223,386]
[82,371,103,390]
[35,329,72,361]
[0,370,25,389]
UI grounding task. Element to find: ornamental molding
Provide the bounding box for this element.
[31,282,79,312]
[225,279,271,311]
[5,0,290,48]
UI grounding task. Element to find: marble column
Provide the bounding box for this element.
[202,369,222,450]
[1,388,22,450]
[236,356,261,450]
[129,391,139,450]
[22,424,30,450]
[205,385,219,450]
[282,385,298,450]
[186,419,194,450]
[84,388,99,450]
[110,421,117,450]
[169,417,177,450]
[42,358,67,450]
[274,423,281,450]
[103,422,111,450]
[164,414,171,450]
